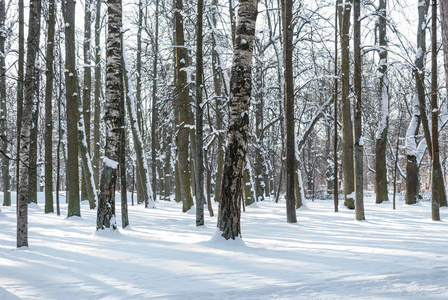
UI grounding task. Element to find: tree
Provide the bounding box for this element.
[151,0,159,203]
[81,0,92,202]
[353,0,365,220]
[97,0,124,230]
[339,0,354,209]
[17,0,42,248]
[64,0,81,217]
[195,0,204,226]
[374,0,389,204]
[430,0,440,220]
[282,0,297,223]
[333,0,340,212]
[174,0,193,212]
[16,0,24,206]
[0,0,10,207]
[122,34,155,209]
[44,0,56,213]
[93,0,102,188]
[217,0,259,240]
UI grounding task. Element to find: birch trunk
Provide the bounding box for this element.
[16,0,24,205]
[81,0,92,202]
[0,0,10,207]
[93,0,101,188]
[217,0,258,240]
[340,0,354,209]
[405,96,421,205]
[97,0,123,230]
[151,0,160,202]
[18,0,41,247]
[210,0,225,203]
[122,36,155,209]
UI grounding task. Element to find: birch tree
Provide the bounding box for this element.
[340,0,354,209]
[81,0,92,202]
[0,0,10,207]
[97,0,123,230]
[374,0,389,204]
[17,0,41,248]
[217,0,259,240]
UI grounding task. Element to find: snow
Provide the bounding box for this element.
[102,156,119,169]
[1,192,448,299]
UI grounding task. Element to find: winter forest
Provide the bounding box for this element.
[1,0,448,298]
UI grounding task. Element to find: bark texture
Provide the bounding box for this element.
[0,0,10,207]
[65,0,81,217]
[93,0,101,188]
[81,0,92,202]
[340,0,354,209]
[217,0,258,240]
[374,0,389,204]
[122,39,155,209]
[430,0,441,220]
[18,0,41,247]
[195,0,205,226]
[174,0,193,212]
[44,0,56,213]
[97,0,123,230]
[282,0,297,223]
[353,0,365,220]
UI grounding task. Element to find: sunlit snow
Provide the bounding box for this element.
[0,192,447,299]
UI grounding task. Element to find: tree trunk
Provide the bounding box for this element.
[44,0,56,213]
[217,0,258,240]
[195,0,205,226]
[282,0,297,223]
[97,0,123,230]
[430,0,441,220]
[16,0,24,205]
[122,36,155,209]
[120,94,128,228]
[254,58,265,202]
[353,0,365,220]
[135,0,144,205]
[374,0,389,204]
[81,0,92,202]
[340,0,354,209]
[93,0,102,188]
[64,0,81,217]
[334,0,340,212]
[210,0,225,203]
[18,0,42,248]
[405,96,421,205]
[0,0,10,207]
[174,0,193,212]
[151,0,159,202]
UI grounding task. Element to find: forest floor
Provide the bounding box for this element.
[0,192,447,299]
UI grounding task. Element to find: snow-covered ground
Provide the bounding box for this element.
[0,192,447,299]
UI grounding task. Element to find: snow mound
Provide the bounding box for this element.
[204,229,247,248]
